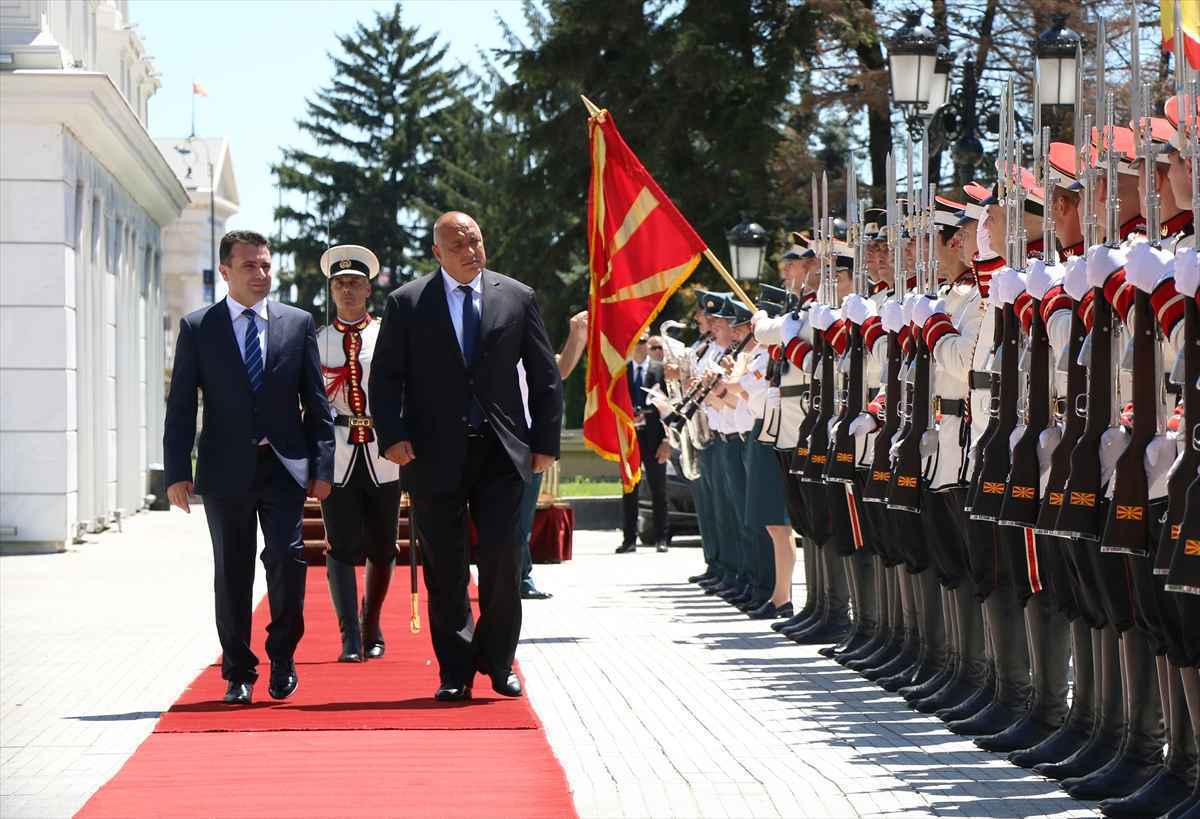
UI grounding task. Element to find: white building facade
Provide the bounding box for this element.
[155,138,239,370]
[0,0,188,553]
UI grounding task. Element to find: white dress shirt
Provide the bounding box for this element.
[441,267,483,355]
[227,294,269,364]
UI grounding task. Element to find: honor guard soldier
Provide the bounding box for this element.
[317,245,401,662]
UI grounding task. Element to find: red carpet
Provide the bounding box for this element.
[157,568,538,732]
[77,730,576,818]
[77,568,575,817]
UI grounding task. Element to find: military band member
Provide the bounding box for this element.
[317,245,400,663]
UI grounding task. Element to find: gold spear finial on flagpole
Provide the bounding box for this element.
[581,95,603,118]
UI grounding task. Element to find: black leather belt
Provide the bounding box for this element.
[334,414,373,428]
[969,370,991,390]
[1166,374,1183,397]
[780,385,810,398]
[935,397,967,417]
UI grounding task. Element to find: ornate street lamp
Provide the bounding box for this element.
[726,219,768,281]
[887,10,940,132]
[1034,13,1081,106]
[922,47,953,116]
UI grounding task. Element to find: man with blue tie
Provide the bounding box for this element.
[164,230,334,705]
[617,335,671,554]
[370,212,562,702]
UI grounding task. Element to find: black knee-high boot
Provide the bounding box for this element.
[1036,625,1122,779]
[789,543,851,643]
[947,586,1031,735]
[360,556,394,659]
[326,556,363,663]
[844,565,900,669]
[777,535,824,632]
[1011,617,1097,767]
[881,569,946,692]
[1163,667,1200,819]
[976,590,1070,751]
[862,570,920,679]
[902,586,958,702]
[838,556,889,664]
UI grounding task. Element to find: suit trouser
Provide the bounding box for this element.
[719,435,750,584]
[694,444,723,572]
[516,472,544,591]
[408,427,525,686]
[621,426,669,545]
[202,445,307,684]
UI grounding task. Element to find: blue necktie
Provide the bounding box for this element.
[459,285,483,429]
[242,308,264,393]
[632,365,643,410]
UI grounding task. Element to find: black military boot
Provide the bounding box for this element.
[936,600,996,722]
[775,536,820,632]
[843,566,900,668]
[360,556,394,659]
[976,591,1070,752]
[1099,660,1197,817]
[862,571,921,680]
[789,547,851,645]
[918,581,986,713]
[1010,619,1098,768]
[1162,667,1200,819]
[902,585,957,703]
[1063,629,1165,800]
[948,587,1031,736]
[1036,625,1124,780]
[822,550,877,659]
[882,570,947,692]
[326,556,363,663]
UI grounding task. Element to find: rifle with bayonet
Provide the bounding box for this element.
[801,172,839,484]
[1057,34,1119,541]
[1157,11,1200,575]
[828,155,868,484]
[863,152,906,504]
[971,80,1024,523]
[791,176,825,475]
[887,137,935,513]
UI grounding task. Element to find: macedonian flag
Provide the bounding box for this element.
[583,104,707,491]
[1164,0,1200,69]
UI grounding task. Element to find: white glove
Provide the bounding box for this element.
[810,304,838,331]
[1125,241,1174,294]
[848,412,878,438]
[1146,434,1181,492]
[751,309,768,328]
[1086,244,1128,289]
[993,266,1027,305]
[911,296,946,328]
[1099,425,1130,486]
[880,300,905,334]
[1037,425,1062,475]
[1176,246,1200,298]
[1063,255,1089,301]
[902,292,922,326]
[841,293,876,326]
[1026,258,1063,301]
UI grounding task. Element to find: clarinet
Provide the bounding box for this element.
[667,334,752,429]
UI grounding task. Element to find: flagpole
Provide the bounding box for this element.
[580,94,757,312]
[190,79,196,139]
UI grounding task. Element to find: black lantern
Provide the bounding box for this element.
[726,219,768,281]
[1034,13,1081,106]
[922,47,952,116]
[887,11,940,110]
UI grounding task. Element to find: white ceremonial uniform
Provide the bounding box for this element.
[927,278,983,490]
[317,318,401,487]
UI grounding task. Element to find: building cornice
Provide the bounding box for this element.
[0,71,188,225]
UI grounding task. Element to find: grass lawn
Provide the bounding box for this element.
[557,477,622,497]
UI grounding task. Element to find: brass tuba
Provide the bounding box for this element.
[659,319,709,479]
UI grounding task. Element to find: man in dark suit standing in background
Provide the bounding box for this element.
[370,211,562,702]
[164,230,334,705]
[617,335,671,554]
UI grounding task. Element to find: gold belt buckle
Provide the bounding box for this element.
[933,396,941,415]
[348,416,373,428]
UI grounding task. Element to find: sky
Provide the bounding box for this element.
[131,0,531,242]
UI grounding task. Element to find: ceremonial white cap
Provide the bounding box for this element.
[320,244,380,279]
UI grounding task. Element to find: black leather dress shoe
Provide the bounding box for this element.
[615,543,637,554]
[492,671,523,697]
[656,542,669,553]
[432,682,471,701]
[223,681,253,705]
[688,571,715,584]
[268,662,298,700]
[521,587,553,600]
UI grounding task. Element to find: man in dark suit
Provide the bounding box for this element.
[617,335,671,554]
[164,230,334,705]
[370,211,562,702]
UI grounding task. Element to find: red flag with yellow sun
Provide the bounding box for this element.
[582,103,707,492]
[1164,0,1200,69]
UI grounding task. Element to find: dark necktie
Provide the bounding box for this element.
[242,308,264,393]
[633,364,643,409]
[459,285,484,429]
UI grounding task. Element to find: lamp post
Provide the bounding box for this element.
[1034,13,1082,143]
[887,10,940,138]
[726,219,768,281]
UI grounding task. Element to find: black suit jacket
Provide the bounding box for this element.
[163,299,335,496]
[369,269,563,494]
[627,360,666,448]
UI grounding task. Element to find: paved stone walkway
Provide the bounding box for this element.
[0,510,1100,818]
